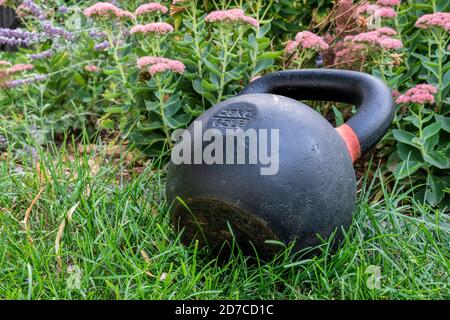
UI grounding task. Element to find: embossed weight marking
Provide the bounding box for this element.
[211,106,256,130]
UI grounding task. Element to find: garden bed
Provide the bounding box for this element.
[0,0,449,300]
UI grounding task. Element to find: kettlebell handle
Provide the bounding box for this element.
[239,69,394,161]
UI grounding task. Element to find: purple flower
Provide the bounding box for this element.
[89,30,107,40]
[28,49,53,60]
[3,74,48,88]
[58,6,69,14]
[0,28,41,46]
[20,0,46,20]
[94,40,109,51]
[42,21,74,41]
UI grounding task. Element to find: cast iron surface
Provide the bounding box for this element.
[167,69,394,259]
[241,69,395,153]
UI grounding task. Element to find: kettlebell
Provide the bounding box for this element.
[166,69,394,258]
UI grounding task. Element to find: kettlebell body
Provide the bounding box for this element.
[166,69,394,258]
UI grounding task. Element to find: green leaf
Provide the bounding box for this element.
[73,72,86,87]
[253,58,274,75]
[393,129,419,148]
[104,106,127,114]
[165,98,182,118]
[100,119,114,130]
[422,122,441,139]
[201,79,219,92]
[423,152,450,169]
[166,113,192,129]
[435,115,450,133]
[443,69,450,91]
[257,51,283,60]
[145,100,159,113]
[204,59,222,77]
[412,53,439,80]
[393,159,423,180]
[332,106,344,126]
[397,143,423,162]
[102,68,120,76]
[258,23,272,38]
[137,120,163,131]
[425,175,444,206]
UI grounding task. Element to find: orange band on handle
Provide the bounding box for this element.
[336,124,361,163]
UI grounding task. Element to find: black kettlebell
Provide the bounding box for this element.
[166,69,394,258]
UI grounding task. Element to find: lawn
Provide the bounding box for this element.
[0,0,449,300]
[0,128,448,299]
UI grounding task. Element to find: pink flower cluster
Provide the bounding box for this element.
[347,27,403,50]
[0,63,37,87]
[376,0,400,6]
[84,65,101,72]
[415,12,450,32]
[137,56,185,76]
[134,3,168,16]
[285,31,329,53]
[395,84,437,105]
[83,2,135,20]
[359,4,397,19]
[205,9,259,28]
[131,22,174,35]
[0,63,34,75]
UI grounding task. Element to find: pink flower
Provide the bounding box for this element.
[84,2,135,20]
[377,27,398,36]
[374,6,397,18]
[205,9,259,28]
[118,10,136,19]
[392,89,400,99]
[5,63,34,75]
[84,65,100,72]
[414,84,438,94]
[395,84,437,105]
[376,0,400,6]
[377,37,403,49]
[351,28,402,50]
[0,60,10,67]
[148,61,185,76]
[415,12,450,32]
[136,56,185,75]
[294,31,329,50]
[137,56,167,69]
[134,3,168,16]
[285,40,300,54]
[360,4,397,19]
[131,22,174,35]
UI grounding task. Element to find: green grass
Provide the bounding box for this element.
[0,127,449,300]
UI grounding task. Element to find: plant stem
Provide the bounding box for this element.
[156,76,173,150]
[434,32,443,111]
[106,28,135,103]
[188,2,206,109]
[216,29,230,104]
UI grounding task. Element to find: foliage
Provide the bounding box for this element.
[384,0,450,207]
[0,0,449,207]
